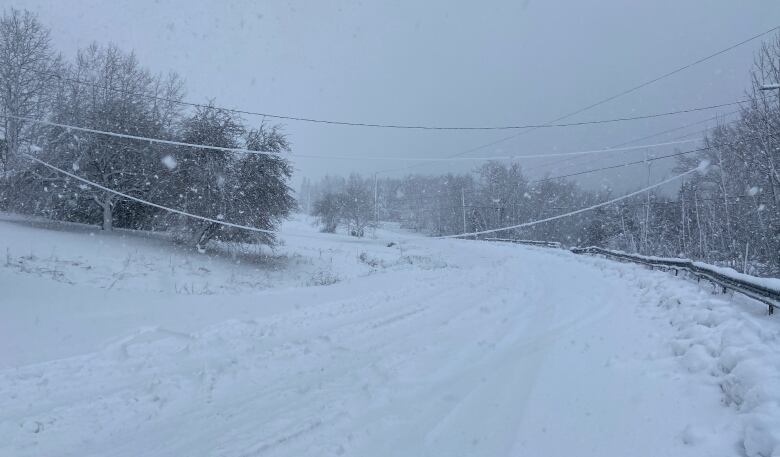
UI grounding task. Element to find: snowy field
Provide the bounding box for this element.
[1,213,779,457]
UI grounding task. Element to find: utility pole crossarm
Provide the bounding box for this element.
[760,83,780,90]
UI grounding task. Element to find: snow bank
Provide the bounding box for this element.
[670,301,780,457]
[597,254,780,457]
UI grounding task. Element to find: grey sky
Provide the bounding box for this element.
[11,0,780,192]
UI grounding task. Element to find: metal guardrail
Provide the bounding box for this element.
[570,247,779,315]
[482,238,779,315]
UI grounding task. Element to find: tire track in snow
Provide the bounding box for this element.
[2,240,650,457]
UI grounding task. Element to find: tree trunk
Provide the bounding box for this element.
[95,193,113,231]
[5,114,18,173]
[102,201,113,231]
[195,223,217,252]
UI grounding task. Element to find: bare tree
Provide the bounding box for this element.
[0,8,60,174]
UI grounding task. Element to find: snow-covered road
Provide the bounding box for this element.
[1,216,778,456]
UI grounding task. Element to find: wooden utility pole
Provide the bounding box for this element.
[373,173,378,227]
[461,187,467,233]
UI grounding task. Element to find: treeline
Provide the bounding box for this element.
[301,164,602,245]
[304,34,780,276]
[0,9,295,250]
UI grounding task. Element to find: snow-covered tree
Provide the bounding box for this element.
[220,124,296,246]
[312,192,342,233]
[16,43,183,230]
[163,108,296,250]
[164,105,244,248]
[0,8,61,174]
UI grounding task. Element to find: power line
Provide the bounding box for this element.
[442,167,701,238]
[459,194,758,211]
[467,25,779,151]
[370,116,728,176]
[385,25,779,173]
[528,131,780,184]
[372,103,741,173]
[23,153,274,235]
[519,108,746,181]
[19,150,698,244]
[406,194,757,218]
[24,67,755,131]
[535,25,779,127]
[481,94,766,178]
[5,114,289,157]
[0,113,704,163]
[21,140,766,243]
[529,150,692,184]
[31,23,772,133]
[372,131,775,212]
[20,152,359,241]
[610,109,742,148]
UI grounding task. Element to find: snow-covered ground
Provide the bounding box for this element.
[1,214,778,457]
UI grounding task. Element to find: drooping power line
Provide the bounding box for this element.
[385,25,779,173]
[0,113,702,162]
[22,150,701,244]
[520,110,742,179]
[528,131,780,184]
[20,69,756,131]
[27,24,778,131]
[21,152,361,241]
[442,167,702,239]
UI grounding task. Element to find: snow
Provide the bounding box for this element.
[692,261,780,292]
[578,246,780,293]
[161,155,177,170]
[1,213,779,457]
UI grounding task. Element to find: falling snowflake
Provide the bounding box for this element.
[696,159,711,174]
[161,155,177,170]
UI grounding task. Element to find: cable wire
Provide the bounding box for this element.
[28,24,777,130]
[528,131,780,184]
[442,167,701,239]
[382,25,778,173]
[1,113,703,162]
[21,152,356,241]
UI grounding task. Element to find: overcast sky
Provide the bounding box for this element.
[11,0,780,192]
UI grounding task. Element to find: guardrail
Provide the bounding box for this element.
[570,247,779,315]
[482,238,779,315]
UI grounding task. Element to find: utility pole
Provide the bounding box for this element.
[680,176,685,253]
[373,172,378,227]
[759,83,780,206]
[643,149,651,253]
[461,187,467,233]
